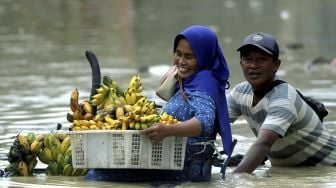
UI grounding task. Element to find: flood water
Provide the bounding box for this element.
[1,0,336,187]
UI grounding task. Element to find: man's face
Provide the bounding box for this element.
[240,48,280,91]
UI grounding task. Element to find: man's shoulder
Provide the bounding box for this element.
[232,81,251,91]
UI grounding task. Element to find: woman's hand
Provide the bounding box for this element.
[141,117,202,142]
[141,123,169,143]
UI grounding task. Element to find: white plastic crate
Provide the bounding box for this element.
[69,130,187,170]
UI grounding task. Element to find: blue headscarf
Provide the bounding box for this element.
[173,25,232,155]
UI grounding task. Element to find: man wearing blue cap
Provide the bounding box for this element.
[227,32,336,173]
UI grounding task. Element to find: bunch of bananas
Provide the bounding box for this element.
[5,132,88,177]
[67,88,94,123]
[91,76,125,110]
[69,74,180,131]
[159,112,180,125]
[5,132,44,176]
[38,132,88,176]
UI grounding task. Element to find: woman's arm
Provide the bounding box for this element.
[141,117,202,143]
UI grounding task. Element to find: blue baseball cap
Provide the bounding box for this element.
[237,32,279,59]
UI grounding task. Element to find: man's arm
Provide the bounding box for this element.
[233,129,279,173]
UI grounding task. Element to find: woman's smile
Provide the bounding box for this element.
[173,39,198,80]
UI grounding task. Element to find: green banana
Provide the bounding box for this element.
[103,75,124,97]
[63,164,73,176]
[48,161,61,176]
[57,153,65,170]
[64,154,72,165]
[26,132,35,145]
[38,147,52,164]
[28,158,38,175]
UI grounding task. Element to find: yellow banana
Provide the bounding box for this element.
[115,107,125,119]
[70,88,80,113]
[135,122,141,130]
[60,136,71,155]
[18,161,29,176]
[64,147,72,159]
[43,134,54,149]
[118,96,127,104]
[129,121,135,129]
[82,100,93,114]
[130,92,137,105]
[54,137,62,148]
[90,125,99,130]
[135,86,143,93]
[94,113,105,122]
[125,93,132,104]
[160,112,169,121]
[89,120,97,125]
[102,84,110,93]
[121,122,128,130]
[103,90,115,110]
[84,113,92,121]
[17,133,30,154]
[128,74,141,89]
[133,105,142,114]
[72,110,84,120]
[30,140,42,154]
[141,123,149,130]
[79,120,90,127]
[141,103,149,114]
[147,101,155,114]
[55,132,68,142]
[81,126,90,130]
[51,145,61,161]
[124,104,134,113]
[140,114,160,123]
[96,99,106,110]
[91,93,105,105]
[72,126,82,131]
[96,86,105,94]
[135,97,147,107]
[111,81,118,89]
[35,134,45,142]
[128,111,136,120]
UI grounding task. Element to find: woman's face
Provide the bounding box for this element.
[173,39,198,80]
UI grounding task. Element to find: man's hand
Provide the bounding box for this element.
[233,129,279,173]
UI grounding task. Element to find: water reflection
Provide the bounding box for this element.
[0,0,336,187]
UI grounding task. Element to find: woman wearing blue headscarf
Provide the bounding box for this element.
[85,25,232,183]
